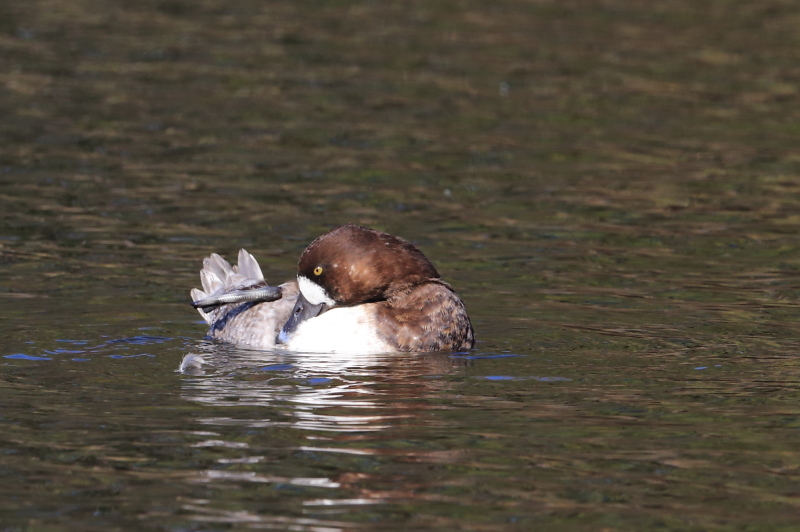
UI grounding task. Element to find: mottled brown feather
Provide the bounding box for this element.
[375,280,474,352]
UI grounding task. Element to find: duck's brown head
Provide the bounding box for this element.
[279,224,440,340]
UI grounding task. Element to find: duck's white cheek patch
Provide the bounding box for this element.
[298,275,336,307]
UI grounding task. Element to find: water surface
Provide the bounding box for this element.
[3,0,800,530]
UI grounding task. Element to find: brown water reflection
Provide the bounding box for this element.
[3,0,800,529]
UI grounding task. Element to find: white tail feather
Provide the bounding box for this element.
[237,249,264,283]
[200,270,224,294]
[190,288,213,324]
[204,253,232,280]
[193,248,267,312]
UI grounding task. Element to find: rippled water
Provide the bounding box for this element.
[3,0,800,530]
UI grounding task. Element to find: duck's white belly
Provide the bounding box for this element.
[280,305,394,354]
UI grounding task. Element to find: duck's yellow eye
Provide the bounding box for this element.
[313,266,323,276]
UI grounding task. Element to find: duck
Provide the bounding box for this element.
[190,224,474,353]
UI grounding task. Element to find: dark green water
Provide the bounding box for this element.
[3,0,800,530]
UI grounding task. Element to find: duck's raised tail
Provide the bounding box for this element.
[190,249,280,324]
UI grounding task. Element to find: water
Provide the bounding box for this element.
[3,0,800,530]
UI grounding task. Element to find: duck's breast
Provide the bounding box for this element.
[280,303,394,354]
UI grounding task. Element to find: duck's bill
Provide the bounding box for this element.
[191,286,282,314]
[278,291,328,342]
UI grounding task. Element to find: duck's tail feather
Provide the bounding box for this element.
[200,254,230,293]
[191,288,213,324]
[235,248,265,284]
[191,249,270,323]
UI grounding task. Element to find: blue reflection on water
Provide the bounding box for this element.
[474,375,571,382]
[106,336,171,345]
[259,364,295,372]
[452,353,521,360]
[5,335,177,363]
[5,353,52,361]
[305,378,332,385]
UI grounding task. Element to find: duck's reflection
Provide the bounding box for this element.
[179,343,481,441]
[176,344,484,527]
[180,346,470,428]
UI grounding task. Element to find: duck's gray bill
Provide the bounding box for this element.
[191,286,282,313]
[279,291,327,339]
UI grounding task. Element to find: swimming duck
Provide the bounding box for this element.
[190,224,474,353]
